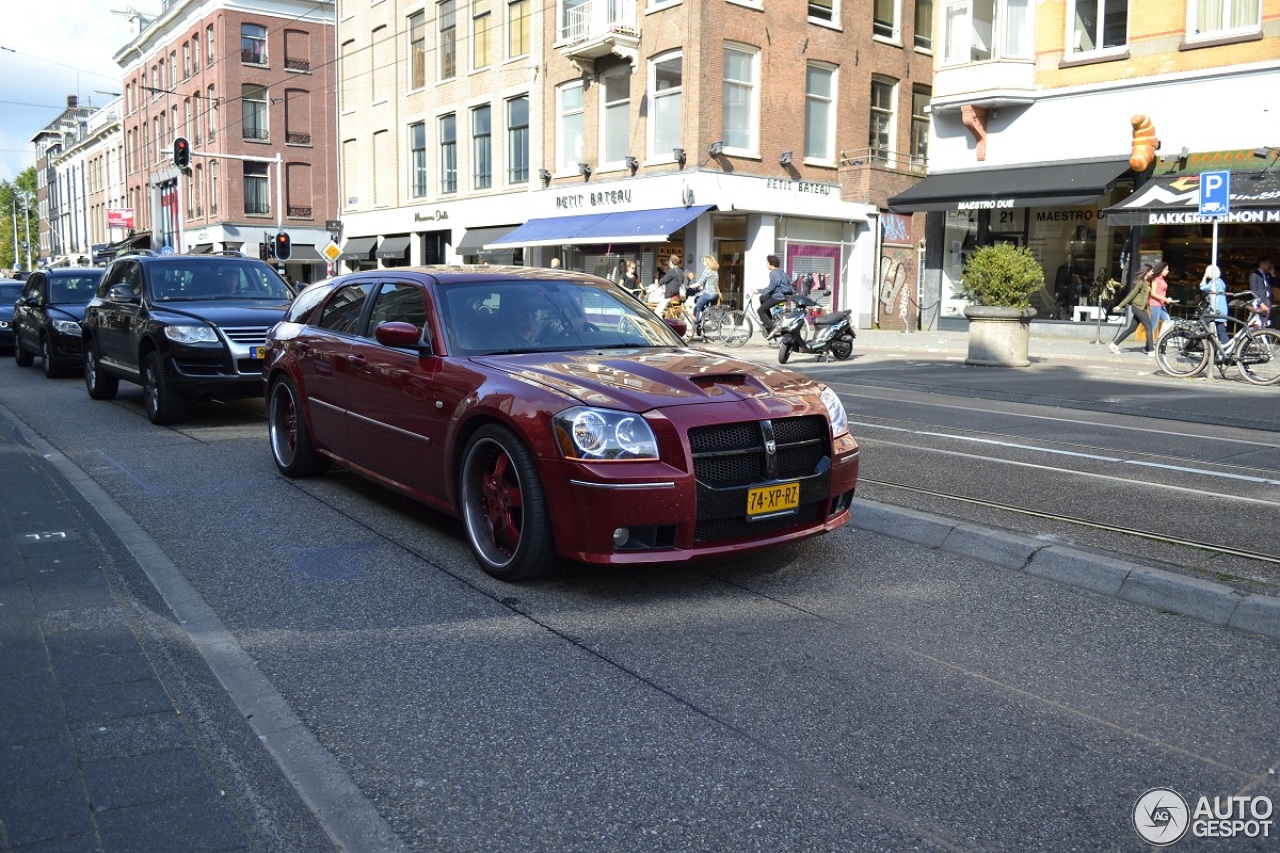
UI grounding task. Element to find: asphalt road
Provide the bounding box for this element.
[2,357,1277,852]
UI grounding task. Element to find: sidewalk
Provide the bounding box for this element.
[0,419,250,851]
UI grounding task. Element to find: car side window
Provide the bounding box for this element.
[22,275,42,302]
[316,283,375,335]
[366,283,427,340]
[101,263,128,295]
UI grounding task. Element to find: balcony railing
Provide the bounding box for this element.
[286,132,312,145]
[243,126,269,142]
[284,58,311,72]
[287,206,313,218]
[559,0,639,70]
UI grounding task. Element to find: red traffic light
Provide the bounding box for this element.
[173,137,191,170]
[273,231,292,262]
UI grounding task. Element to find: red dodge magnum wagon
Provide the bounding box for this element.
[263,266,859,580]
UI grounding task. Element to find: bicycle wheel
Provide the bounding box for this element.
[700,308,725,342]
[718,310,752,347]
[1236,328,1280,386]
[1156,327,1210,377]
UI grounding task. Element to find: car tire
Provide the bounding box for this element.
[41,336,65,378]
[268,377,329,477]
[777,340,791,364]
[459,424,557,582]
[84,339,119,400]
[142,351,186,425]
[14,337,34,367]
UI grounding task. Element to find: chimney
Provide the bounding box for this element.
[67,95,78,109]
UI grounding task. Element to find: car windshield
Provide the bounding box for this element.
[438,279,684,356]
[0,283,23,303]
[49,274,102,304]
[148,262,293,302]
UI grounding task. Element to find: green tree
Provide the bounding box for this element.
[0,167,38,273]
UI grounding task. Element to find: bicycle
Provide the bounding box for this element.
[716,291,796,348]
[1155,295,1280,386]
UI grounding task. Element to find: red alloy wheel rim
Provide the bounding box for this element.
[479,447,522,556]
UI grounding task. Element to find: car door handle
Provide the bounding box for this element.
[295,342,311,354]
[347,354,367,368]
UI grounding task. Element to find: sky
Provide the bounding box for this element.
[0,0,135,183]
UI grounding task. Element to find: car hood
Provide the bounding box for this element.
[0,306,13,322]
[47,305,88,322]
[473,347,823,410]
[150,300,292,326]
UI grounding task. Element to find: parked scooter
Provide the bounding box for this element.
[775,303,855,363]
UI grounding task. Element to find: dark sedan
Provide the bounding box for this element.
[263,266,860,581]
[0,279,22,352]
[13,268,104,377]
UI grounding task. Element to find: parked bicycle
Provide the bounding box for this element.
[1155,295,1280,385]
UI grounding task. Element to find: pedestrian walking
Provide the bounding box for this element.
[692,255,720,330]
[1200,263,1230,344]
[757,255,792,336]
[1148,261,1173,339]
[1109,264,1155,355]
[1248,258,1275,328]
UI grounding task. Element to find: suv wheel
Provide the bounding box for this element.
[41,336,65,378]
[142,351,186,425]
[84,340,119,400]
[14,338,34,367]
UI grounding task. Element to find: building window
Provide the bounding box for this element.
[1068,0,1127,53]
[472,105,492,189]
[194,163,203,216]
[804,63,835,163]
[183,42,191,79]
[915,0,934,48]
[507,0,529,57]
[439,1,457,80]
[242,24,268,65]
[874,0,898,38]
[557,81,584,171]
[600,69,630,166]
[809,0,836,22]
[722,45,758,154]
[207,25,215,66]
[439,113,457,194]
[193,35,200,70]
[183,99,192,141]
[242,85,268,141]
[210,160,218,214]
[473,0,492,70]
[507,95,529,184]
[943,0,1033,64]
[409,12,426,89]
[911,86,930,171]
[1188,0,1260,38]
[244,162,270,215]
[152,65,160,98]
[207,85,217,140]
[650,52,682,160]
[870,77,895,164]
[170,52,177,86]
[409,122,427,197]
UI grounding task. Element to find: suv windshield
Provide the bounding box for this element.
[147,262,292,302]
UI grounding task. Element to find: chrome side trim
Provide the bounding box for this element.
[311,397,343,415]
[347,409,432,445]
[569,480,676,490]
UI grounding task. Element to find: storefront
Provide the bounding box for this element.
[1101,155,1280,307]
[889,158,1136,327]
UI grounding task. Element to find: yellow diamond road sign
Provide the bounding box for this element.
[322,240,342,262]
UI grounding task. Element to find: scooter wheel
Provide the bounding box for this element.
[830,337,854,361]
[777,341,791,364]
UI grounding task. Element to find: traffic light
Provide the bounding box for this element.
[173,136,191,170]
[274,231,291,262]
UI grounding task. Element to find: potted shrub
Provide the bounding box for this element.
[960,242,1045,367]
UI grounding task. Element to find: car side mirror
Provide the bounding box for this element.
[107,284,138,302]
[374,321,431,354]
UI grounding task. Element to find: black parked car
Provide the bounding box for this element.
[82,252,294,424]
[0,278,23,352]
[13,268,105,377]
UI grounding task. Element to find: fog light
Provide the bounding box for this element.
[613,527,630,547]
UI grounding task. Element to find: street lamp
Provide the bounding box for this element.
[18,190,32,271]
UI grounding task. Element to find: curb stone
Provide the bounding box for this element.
[851,498,1280,642]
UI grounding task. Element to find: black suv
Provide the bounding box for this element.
[13,267,105,377]
[82,252,294,424]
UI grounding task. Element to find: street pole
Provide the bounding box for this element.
[274,152,283,232]
[21,191,32,271]
[10,197,18,272]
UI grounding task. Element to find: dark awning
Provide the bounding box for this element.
[187,243,213,254]
[888,158,1134,213]
[456,226,520,254]
[287,244,324,262]
[486,206,714,249]
[1101,170,1280,226]
[338,236,378,261]
[375,235,412,259]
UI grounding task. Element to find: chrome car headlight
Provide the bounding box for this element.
[820,385,849,439]
[164,325,219,344]
[553,406,659,460]
[51,319,81,336]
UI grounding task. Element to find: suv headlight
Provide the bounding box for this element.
[820,386,848,439]
[553,407,659,460]
[51,319,81,336]
[164,325,219,344]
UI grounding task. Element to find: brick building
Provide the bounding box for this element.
[114,0,337,282]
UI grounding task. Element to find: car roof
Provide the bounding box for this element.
[45,268,104,277]
[335,265,605,286]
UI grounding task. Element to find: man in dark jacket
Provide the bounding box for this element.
[1248,258,1275,328]
[657,254,684,300]
[757,254,792,335]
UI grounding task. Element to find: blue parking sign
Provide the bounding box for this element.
[1199,170,1231,216]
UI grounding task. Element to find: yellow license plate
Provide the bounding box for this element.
[746,481,800,518]
[252,346,266,359]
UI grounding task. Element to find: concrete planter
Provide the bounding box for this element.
[964,306,1037,367]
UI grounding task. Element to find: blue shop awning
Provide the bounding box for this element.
[486,206,714,249]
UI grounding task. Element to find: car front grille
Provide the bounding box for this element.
[221,326,271,347]
[688,415,832,544]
